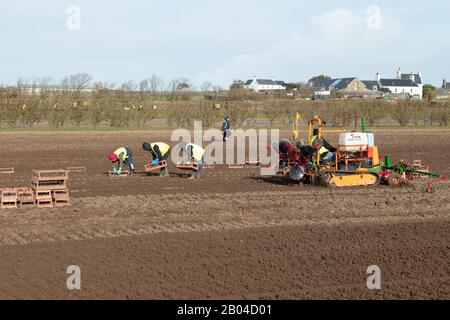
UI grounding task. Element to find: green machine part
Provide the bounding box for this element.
[385,154,392,168]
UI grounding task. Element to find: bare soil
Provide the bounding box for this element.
[0,129,449,299]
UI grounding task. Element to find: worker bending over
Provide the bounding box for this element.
[108,147,135,175]
[143,142,171,176]
[310,129,337,163]
[181,142,205,180]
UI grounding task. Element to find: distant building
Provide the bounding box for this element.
[313,77,379,99]
[17,85,94,95]
[374,68,423,99]
[437,78,450,98]
[244,78,287,92]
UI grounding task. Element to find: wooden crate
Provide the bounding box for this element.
[36,198,53,208]
[109,170,130,176]
[176,162,199,171]
[228,164,245,169]
[32,169,68,181]
[412,160,422,168]
[17,188,35,208]
[1,189,18,209]
[67,167,87,173]
[34,189,52,200]
[144,161,167,172]
[419,166,430,179]
[52,189,70,201]
[0,167,14,174]
[32,169,69,190]
[53,190,70,207]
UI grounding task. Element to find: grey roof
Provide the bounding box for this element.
[245,79,286,86]
[362,81,380,91]
[379,79,418,87]
[256,79,277,85]
[314,78,356,90]
[401,73,422,84]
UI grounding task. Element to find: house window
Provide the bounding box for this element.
[410,89,413,93]
[395,88,398,93]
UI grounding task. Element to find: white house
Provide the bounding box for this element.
[244,78,287,92]
[375,68,423,99]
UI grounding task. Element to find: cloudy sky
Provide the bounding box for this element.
[0,0,448,88]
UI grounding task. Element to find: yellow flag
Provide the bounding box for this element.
[296,112,302,122]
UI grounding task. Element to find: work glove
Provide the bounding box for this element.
[113,167,118,174]
[117,167,123,175]
[151,159,158,165]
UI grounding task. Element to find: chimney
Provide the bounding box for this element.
[444,79,447,89]
[396,67,402,79]
[410,73,415,83]
[375,72,381,81]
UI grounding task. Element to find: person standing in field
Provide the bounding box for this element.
[142,142,171,176]
[108,147,135,175]
[222,116,231,141]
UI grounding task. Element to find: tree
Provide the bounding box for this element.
[308,75,331,87]
[262,102,281,127]
[168,79,180,93]
[148,74,164,94]
[201,81,213,93]
[391,101,412,127]
[422,84,437,101]
[60,73,93,96]
[196,101,218,127]
[139,79,150,93]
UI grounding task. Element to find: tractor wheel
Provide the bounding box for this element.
[387,173,402,187]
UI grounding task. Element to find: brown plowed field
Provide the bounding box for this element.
[0,129,449,299]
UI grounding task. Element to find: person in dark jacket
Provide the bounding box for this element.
[310,129,337,163]
[142,142,171,176]
[222,116,231,141]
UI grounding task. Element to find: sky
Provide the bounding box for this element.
[0,0,449,88]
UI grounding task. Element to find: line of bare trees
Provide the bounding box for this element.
[0,74,448,129]
[0,94,448,129]
[9,73,224,102]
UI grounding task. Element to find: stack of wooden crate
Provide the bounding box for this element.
[31,169,70,208]
[0,188,18,209]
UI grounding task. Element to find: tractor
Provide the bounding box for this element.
[273,115,447,189]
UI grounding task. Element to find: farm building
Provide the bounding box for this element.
[244,78,287,92]
[313,77,380,99]
[375,68,423,99]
